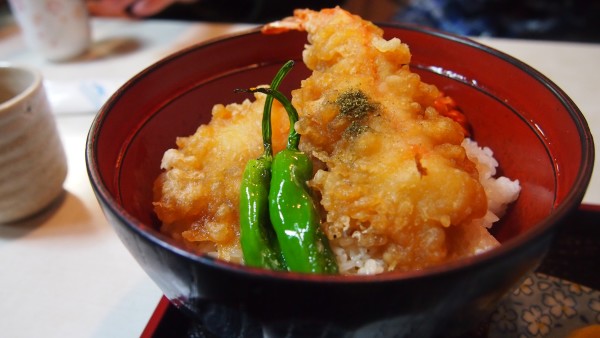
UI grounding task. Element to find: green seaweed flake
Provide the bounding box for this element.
[335,89,378,138]
[335,90,377,119]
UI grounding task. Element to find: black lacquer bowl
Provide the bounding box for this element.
[86,24,594,337]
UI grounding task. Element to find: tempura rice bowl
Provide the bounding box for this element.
[86,23,594,337]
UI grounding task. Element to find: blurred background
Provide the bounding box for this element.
[1,0,599,42]
[348,0,600,43]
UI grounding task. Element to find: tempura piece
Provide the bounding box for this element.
[267,7,500,273]
[153,93,290,262]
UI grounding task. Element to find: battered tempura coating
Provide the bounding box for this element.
[155,7,506,274]
[269,8,489,272]
[153,93,290,262]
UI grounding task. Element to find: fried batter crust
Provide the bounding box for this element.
[290,8,488,271]
[155,7,492,272]
[153,94,289,262]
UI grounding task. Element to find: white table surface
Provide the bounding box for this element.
[0,13,598,338]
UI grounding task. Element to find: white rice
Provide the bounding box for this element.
[462,138,521,228]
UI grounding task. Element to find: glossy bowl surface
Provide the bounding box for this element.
[86,24,594,337]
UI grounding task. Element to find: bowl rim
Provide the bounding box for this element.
[86,22,595,283]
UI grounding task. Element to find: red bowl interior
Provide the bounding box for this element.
[87,25,594,279]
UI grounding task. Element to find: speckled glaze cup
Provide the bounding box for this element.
[8,0,91,61]
[0,65,68,223]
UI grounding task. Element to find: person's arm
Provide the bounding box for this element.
[86,0,198,17]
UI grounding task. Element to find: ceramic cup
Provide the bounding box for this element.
[0,65,68,223]
[7,0,91,62]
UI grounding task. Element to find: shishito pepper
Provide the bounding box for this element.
[238,61,294,270]
[244,87,338,274]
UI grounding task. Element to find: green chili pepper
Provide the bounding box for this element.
[245,87,339,274]
[238,61,294,270]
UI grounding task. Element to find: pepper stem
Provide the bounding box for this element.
[243,87,300,151]
[236,61,295,158]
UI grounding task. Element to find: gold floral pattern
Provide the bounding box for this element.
[488,273,600,337]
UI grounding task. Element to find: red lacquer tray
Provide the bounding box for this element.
[141,204,600,338]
